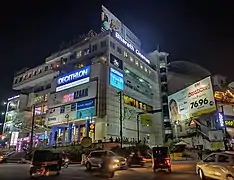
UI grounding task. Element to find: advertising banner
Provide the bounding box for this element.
[49,81,97,108]
[168,76,216,136]
[56,66,91,92]
[101,5,141,50]
[109,67,124,90]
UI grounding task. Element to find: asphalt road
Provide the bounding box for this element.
[0,162,200,180]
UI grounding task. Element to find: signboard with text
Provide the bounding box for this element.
[168,76,216,137]
[101,5,141,50]
[109,67,124,90]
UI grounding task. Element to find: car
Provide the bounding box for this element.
[196,151,234,180]
[85,150,127,171]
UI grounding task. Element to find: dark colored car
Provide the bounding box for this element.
[127,152,146,167]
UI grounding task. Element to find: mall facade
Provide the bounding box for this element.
[6,30,168,147]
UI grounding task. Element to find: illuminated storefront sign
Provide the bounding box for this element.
[77,99,95,110]
[225,120,234,127]
[56,66,90,92]
[110,54,123,70]
[76,99,96,119]
[115,32,150,65]
[168,76,216,137]
[109,67,124,90]
[218,113,224,127]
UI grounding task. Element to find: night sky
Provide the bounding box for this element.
[0,0,233,103]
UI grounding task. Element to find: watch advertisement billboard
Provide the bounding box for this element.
[101,5,141,50]
[168,76,216,137]
[109,67,124,90]
[49,81,97,108]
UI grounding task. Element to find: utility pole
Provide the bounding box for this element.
[118,91,123,148]
[29,105,35,152]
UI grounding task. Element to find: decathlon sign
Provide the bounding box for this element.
[115,32,150,65]
[56,66,90,92]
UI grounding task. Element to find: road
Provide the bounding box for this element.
[0,162,200,180]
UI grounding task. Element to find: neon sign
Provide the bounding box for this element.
[218,113,224,127]
[115,32,150,65]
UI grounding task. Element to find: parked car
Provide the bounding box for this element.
[196,151,234,180]
[85,150,127,170]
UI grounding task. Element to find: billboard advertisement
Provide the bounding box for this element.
[49,81,97,108]
[56,66,91,92]
[168,76,216,137]
[109,67,124,90]
[101,5,141,50]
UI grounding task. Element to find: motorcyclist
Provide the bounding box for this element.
[100,151,112,171]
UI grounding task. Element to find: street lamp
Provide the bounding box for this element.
[3,102,7,105]
[136,109,162,143]
[1,112,5,115]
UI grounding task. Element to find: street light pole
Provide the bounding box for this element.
[118,91,123,148]
[29,105,36,152]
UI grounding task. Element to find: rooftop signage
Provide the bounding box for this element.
[114,32,150,65]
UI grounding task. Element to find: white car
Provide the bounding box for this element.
[85,150,127,170]
[196,151,234,180]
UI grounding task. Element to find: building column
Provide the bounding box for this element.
[62,127,66,143]
[77,125,81,141]
[85,120,90,137]
[68,123,72,143]
[51,126,57,145]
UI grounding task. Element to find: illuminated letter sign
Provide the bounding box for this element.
[109,67,124,90]
[56,66,90,92]
[218,113,224,127]
[115,32,150,65]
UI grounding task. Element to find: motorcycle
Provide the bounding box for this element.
[62,158,69,168]
[97,158,119,178]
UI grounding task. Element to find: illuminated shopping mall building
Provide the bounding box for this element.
[7,29,169,148]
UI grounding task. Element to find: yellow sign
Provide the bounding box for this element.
[140,114,152,126]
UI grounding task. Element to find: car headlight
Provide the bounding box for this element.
[114,159,119,163]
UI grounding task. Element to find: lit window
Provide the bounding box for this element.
[44,94,48,102]
[135,60,139,66]
[130,56,134,62]
[124,51,128,58]
[76,50,82,58]
[140,64,143,69]
[145,67,148,73]
[42,105,48,114]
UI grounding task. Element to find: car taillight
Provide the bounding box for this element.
[165,158,171,165]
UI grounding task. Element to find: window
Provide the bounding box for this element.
[76,50,82,58]
[33,71,37,76]
[124,51,128,57]
[135,60,139,66]
[19,76,22,82]
[71,103,76,111]
[14,78,18,84]
[218,155,230,163]
[161,75,167,83]
[60,106,65,114]
[44,66,48,71]
[160,67,166,73]
[110,41,115,49]
[144,67,148,73]
[28,72,32,78]
[101,41,107,48]
[92,44,97,52]
[204,154,216,162]
[91,151,106,157]
[117,47,122,54]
